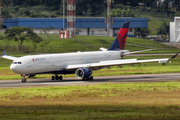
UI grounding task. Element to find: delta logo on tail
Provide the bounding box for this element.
[108,21,130,50]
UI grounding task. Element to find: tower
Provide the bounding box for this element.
[67,0,76,38]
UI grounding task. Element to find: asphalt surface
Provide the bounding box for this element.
[0,73,180,88]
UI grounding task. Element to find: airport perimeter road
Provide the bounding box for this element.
[0,73,180,88]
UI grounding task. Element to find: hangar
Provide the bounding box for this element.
[3,18,148,37]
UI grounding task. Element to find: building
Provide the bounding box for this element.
[170,17,180,42]
[3,18,148,37]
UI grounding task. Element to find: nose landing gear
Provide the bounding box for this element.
[21,74,26,82]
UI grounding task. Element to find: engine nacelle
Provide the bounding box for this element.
[75,68,92,79]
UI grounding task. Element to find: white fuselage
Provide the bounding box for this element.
[10,50,129,75]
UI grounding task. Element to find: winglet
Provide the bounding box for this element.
[3,51,7,56]
[170,53,178,60]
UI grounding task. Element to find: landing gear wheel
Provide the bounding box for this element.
[59,76,63,80]
[22,78,26,82]
[21,74,26,82]
[89,76,93,81]
[55,75,58,80]
[51,76,55,80]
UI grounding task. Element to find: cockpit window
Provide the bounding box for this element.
[12,62,22,64]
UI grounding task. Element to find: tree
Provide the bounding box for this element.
[42,26,53,40]
[2,38,11,49]
[157,22,169,39]
[110,8,135,17]
[27,29,43,51]
[40,40,50,53]
[76,0,105,16]
[135,28,150,39]
[5,26,31,51]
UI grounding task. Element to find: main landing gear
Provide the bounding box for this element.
[82,76,93,81]
[51,74,63,80]
[21,74,26,82]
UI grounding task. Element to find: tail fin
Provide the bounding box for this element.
[3,51,7,56]
[108,21,130,50]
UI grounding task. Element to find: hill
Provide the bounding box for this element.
[0,33,179,55]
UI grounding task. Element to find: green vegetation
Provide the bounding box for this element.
[148,18,171,35]
[110,8,135,17]
[0,33,179,54]
[1,82,180,119]
[4,26,43,51]
[134,10,172,35]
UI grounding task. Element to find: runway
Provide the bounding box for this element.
[0,73,180,88]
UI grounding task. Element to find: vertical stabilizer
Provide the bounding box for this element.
[108,21,130,50]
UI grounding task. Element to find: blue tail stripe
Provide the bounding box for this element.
[3,51,7,56]
[122,22,130,28]
[108,37,120,50]
[122,33,127,50]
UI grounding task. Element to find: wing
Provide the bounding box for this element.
[63,53,178,70]
[2,51,18,60]
[64,58,169,69]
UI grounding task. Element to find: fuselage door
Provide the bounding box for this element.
[51,58,55,66]
[27,59,31,67]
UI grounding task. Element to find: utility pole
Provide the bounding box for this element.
[63,0,65,31]
[107,0,111,37]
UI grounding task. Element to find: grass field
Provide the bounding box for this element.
[1,82,180,119]
[135,10,173,35]
[0,33,179,55]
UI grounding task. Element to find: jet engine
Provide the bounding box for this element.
[75,68,92,79]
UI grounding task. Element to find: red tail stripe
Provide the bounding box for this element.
[117,28,129,50]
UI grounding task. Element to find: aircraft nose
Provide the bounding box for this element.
[10,64,20,74]
[10,64,16,71]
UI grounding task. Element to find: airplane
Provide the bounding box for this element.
[2,21,178,82]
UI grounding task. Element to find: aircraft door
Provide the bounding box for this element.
[27,59,32,67]
[51,58,55,66]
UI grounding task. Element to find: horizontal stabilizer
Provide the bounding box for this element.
[2,51,18,60]
[123,49,155,56]
[100,47,107,51]
[3,51,7,56]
